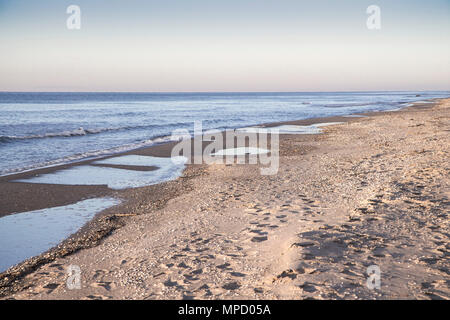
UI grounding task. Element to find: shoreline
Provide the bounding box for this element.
[0,98,440,218]
[0,97,448,299]
[0,97,437,179]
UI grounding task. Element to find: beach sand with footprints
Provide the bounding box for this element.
[1,99,449,300]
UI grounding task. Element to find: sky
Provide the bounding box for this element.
[0,0,449,92]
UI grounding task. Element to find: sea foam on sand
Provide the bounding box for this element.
[236,123,343,135]
[211,147,270,156]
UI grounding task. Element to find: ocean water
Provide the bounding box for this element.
[0,91,448,176]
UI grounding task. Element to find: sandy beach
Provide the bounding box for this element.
[0,98,448,300]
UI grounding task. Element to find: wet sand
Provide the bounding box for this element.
[0,98,449,299]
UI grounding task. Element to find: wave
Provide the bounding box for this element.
[0,122,192,144]
[0,133,181,176]
[0,136,13,143]
[0,127,107,142]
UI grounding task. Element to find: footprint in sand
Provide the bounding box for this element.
[83,294,112,300]
[90,281,115,291]
[42,283,60,293]
[216,262,232,270]
[230,272,246,277]
[163,279,180,287]
[249,229,268,235]
[251,236,268,242]
[222,282,241,290]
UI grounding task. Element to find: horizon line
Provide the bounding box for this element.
[1,90,449,94]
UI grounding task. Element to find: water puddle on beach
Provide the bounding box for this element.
[211,147,269,156]
[0,197,120,273]
[15,155,187,190]
[236,122,344,135]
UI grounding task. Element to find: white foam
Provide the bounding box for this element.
[94,154,185,166]
[0,197,120,273]
[15,156,187,190]
[236,122,344,135]
[385,107,402,112]
[211,147,269,156]
[414,100,434,104]
[343,115,367,118]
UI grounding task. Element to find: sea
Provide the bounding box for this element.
[1,91,448,176]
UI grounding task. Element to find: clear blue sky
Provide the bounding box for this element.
[0,0,449,91]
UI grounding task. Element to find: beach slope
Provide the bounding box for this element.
[2,99,449,300]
